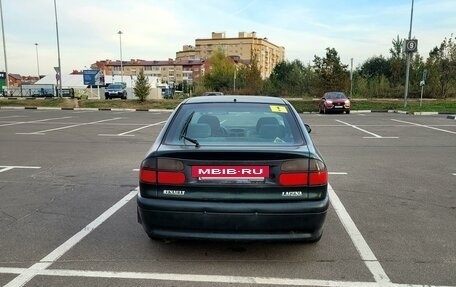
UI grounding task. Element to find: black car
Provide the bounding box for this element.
[105,82,127,99]
[137,95,328,242]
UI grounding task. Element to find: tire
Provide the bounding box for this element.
[319,106,323,114]
[345,110,350,114]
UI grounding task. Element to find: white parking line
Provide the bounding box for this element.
[0,166,41,173]
[16,117,122,135]
[2,184,452,287]
[1,267,454,287]
[3,188,138,287]
[98,121,166,137]
[0,115,27,119]
[329,172,347,175]
[336,120,398,139]
[391,119,456,135]
[328,184,390,283]
[0,116,72,127]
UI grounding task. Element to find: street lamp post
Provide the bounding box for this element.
[0,0,9,91]
[34,43,40,79]
[54,0,62,97]
[403,0,415,108]
[118,30,123,83]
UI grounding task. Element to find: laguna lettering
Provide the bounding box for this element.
[163,190,185,195]
[282,191,303,197]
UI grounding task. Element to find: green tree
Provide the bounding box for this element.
[426,35,456,98]
[313,47,349,93]
[242,53,263,94]
[202,50,236,92]
[134,69,151,102]
[359,55,391,79]
[265,60,315,97]
[389,35,405,86]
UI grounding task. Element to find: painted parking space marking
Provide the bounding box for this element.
[0,115,27,119]
[391,119,456,135]
[3,188,138,287]
[98,121,166,137]
[15,117,122,135]
[1,267,455,287]
[329,172,348,175]
[336,120,398,139]
[328,184,390,283]
[0,116,72,128]
[1,182,451,286]
[0,165,41,173]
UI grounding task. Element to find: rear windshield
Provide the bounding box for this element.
[164,102,305,146]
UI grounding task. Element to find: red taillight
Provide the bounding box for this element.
[309,171,328,186]
[140,158,186,185]
[157,171,185,185]
[279,173,308,186]
[140,169,156,183]
[279,159,327,186]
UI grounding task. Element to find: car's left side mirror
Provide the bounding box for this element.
[305,123,312,133]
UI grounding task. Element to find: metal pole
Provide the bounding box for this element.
[403,0,414,108]
[118,31,123,83]
[419,84,424,108]
[35,43,40,78]
[54,0,62,97]
[0,0,9,91]
[233,67,236,92]
[350,58,353,98]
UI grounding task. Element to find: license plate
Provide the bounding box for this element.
[192,165,269,180]
[334,106,343,108]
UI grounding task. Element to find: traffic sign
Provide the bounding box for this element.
[405,39,418,53]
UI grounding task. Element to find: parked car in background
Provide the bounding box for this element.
[202,91,224,96]
[137,95,329,242]
[319,92,350,114]
[105,82,127,100]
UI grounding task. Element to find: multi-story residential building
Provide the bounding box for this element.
[91,31,284,85]
[176,31,285,78]
[91,59,203,85]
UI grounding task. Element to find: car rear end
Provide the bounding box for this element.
[137,96,329,242]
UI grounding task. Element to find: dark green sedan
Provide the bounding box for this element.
[137,95,328,242]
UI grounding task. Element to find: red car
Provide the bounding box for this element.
[319,92,350,114]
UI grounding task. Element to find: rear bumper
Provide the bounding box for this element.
[325,105,350,112]
[137,194,329,241]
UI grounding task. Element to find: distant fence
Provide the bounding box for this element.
[2,85,74,98]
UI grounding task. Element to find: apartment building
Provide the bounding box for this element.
[91,59,203,85]
[176,31,285,78]
[91,31,284,84]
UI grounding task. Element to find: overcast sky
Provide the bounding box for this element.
[1,0,455,77]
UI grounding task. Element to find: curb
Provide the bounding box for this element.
[0,106,173,112]
[0,106,453,116]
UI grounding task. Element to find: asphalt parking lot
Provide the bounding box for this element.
[0,108,455,287]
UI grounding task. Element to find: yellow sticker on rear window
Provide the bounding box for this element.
[270,105,288,113]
